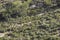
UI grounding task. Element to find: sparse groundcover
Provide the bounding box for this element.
[0,0,60,40]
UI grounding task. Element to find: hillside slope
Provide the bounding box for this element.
[0,0,60,40]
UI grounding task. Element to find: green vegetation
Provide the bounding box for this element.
[0,0,60,40]
[44,0,52,5]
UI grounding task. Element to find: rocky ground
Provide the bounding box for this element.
[0,0,60,40]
